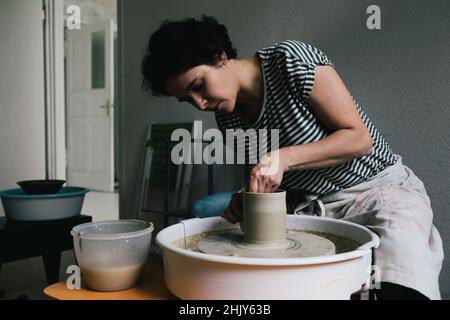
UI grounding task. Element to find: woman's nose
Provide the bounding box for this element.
[192,95,207,110]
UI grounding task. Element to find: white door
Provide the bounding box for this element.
[66,20,115,192]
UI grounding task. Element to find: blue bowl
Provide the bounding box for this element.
[0,187,89,221]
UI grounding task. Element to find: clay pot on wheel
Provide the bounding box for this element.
[241,190,287,247]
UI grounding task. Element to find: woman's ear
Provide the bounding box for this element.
[217,51,228,67]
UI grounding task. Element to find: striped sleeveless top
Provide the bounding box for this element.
[214,40,397,195]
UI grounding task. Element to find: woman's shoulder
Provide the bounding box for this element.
[257,40,333,66]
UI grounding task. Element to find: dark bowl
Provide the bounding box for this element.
[17,180,66,195]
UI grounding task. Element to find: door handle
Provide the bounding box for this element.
[99,99,113,116]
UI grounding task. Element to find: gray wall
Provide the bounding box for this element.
[119,0,450,298]
[0,0,46,216]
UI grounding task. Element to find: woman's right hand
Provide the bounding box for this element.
[220,192,243,224]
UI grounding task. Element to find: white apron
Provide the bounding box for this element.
[288,155,444,300]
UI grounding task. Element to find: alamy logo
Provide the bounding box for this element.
[368,264,381,290]
[66,5,81,30]
[171,122,281,175]
[366,5,381,30]
[66,265,81,290]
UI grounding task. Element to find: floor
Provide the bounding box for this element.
[0,191,119,300]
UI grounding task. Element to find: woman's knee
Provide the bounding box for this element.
[372,282,429,300]
[189,190,237,218]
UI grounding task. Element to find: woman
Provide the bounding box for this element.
[141,15,443,300]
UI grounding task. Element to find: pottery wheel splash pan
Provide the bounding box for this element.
[156,215,380,300]
[0,187,89,221]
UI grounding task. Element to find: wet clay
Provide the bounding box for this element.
[81,263,145,292]
[197,229,336,258]
[197,190,337,258]
[174,191,360,258]
[242,190,287,246]
[174,228,361,257]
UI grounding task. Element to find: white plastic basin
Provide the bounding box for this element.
[156,215,379,300]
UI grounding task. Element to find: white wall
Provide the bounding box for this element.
[0,0,46,216]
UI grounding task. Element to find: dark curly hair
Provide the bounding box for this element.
[141,15,238,96]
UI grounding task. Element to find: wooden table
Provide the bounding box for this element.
[44,261,177,300]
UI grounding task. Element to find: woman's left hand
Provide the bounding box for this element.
[248,149,289,193]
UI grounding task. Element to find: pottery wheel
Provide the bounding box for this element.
[197,229,336,258]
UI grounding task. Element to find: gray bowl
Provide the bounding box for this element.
[0,187,89,221]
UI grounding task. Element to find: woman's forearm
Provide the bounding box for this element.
[281,128,373,172]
